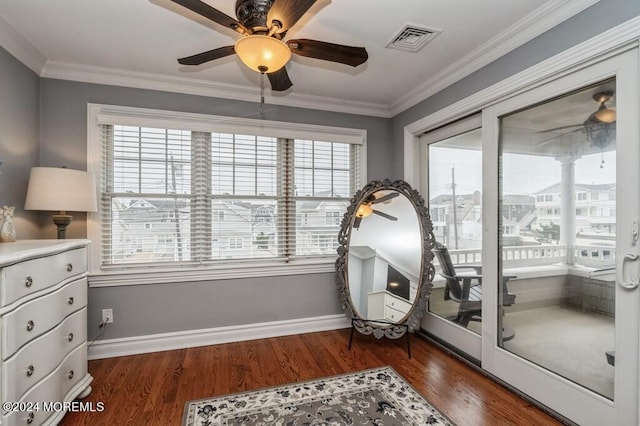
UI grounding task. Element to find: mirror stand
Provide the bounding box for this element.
[347,318,412,358]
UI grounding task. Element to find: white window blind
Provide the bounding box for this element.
[97,117,363,269]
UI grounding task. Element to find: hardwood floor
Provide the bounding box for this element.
[61,329,564,425]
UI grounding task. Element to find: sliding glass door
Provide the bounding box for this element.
[420,116,484,360]
[482,48,639,424]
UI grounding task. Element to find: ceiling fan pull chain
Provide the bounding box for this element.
[260,71,265,118]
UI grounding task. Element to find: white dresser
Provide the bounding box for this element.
[0,240,92,426]
[367,290,413,322]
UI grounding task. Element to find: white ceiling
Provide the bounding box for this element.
[0,0,597,117]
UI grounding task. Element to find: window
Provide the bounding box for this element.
[88,105,365,276]
[577,192,587,201]
[228,238,244,249]
[325,211,341,225]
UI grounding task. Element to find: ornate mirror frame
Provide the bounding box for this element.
[336,179,435,339]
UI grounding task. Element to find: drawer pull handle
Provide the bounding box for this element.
[25,276,33,288]
[26,412,35,424]
[26,320,35,332]
[26,365,34,377]
[68,370,74,380]
[68,297,74,305]
[68,332,74,342]
[67,263,73,272]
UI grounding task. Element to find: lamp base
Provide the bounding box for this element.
[52,214,72,239]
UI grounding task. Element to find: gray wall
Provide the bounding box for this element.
[37,78,391,339]
[88,273,339,337]
[0,47,40,238]
[389,0,640,179]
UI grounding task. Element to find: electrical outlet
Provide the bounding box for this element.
[102,308,113,324]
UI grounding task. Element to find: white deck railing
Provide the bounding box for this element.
[442,244,615,269]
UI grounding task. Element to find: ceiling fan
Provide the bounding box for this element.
[354,192,399,229]
[538,91,617,134]
[535,91,617,151]
[169,0,369,91]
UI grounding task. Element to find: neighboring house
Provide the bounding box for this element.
[110,196,347,261]
[534,182,616,234]
[430,191,537,248]
[429,191,482,249]
[430,182,615,248]
[111,198,266,262]
[296,198,347,255]
[111,198,190,263]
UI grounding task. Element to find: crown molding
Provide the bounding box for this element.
[41,61,391,118]
[0,15,46,74]
[389,0,600,116]
[0,0,599,118]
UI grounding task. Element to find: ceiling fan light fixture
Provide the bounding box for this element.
[594,105,616,123]
[356,204,373,218]
[235,35,291,73]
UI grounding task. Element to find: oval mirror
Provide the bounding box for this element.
[336,179,435,339]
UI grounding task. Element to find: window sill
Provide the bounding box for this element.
[88,258,337,287]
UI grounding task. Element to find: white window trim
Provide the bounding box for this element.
[86,103,367,287]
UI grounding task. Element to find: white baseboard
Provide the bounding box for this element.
[88,314,351,360]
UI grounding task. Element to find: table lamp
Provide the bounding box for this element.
[25,167,98,239]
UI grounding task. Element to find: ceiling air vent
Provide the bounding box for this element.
[386,24,441,52]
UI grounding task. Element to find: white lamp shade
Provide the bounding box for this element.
[234,35,291,73]
[25,167,98,212]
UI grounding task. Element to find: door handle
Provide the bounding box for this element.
[617,253,640,289]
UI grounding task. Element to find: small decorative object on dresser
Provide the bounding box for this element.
[0,206,16,243]
[0,239,92,425]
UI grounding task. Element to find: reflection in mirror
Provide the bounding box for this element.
[348,189,422,322]
[336,179,435,342]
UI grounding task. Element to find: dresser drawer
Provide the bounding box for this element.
[2,278,87,360]
[386,295,412,314]
[3,308,86,403]
[3,344,89,426]
[0,248,87,307]
[384,305,408,322]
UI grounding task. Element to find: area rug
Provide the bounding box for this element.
[183,366,454,425]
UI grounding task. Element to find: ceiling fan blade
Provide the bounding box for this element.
[372,210,397,221]
[371,192,399,204]
[267,67,293,91]
[287,39,368,67]
[536,124,583,134]
[268,0,317,33]
[178,46,236,65]
[170,0,247,34]
[353,216,362,229]
[536,127,583,147]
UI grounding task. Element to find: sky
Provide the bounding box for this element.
[429,147,616,197]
